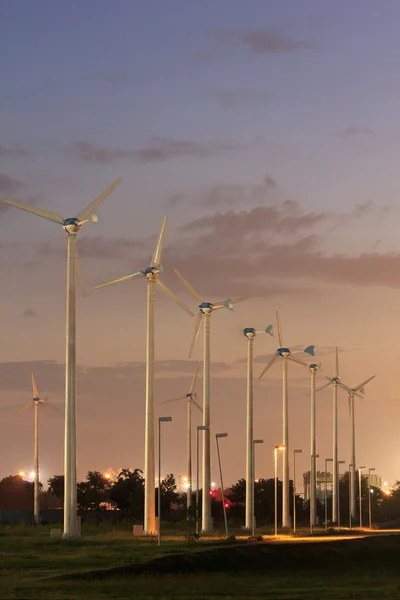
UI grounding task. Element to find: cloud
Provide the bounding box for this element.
[0,145,29,158]
[342,126,374,138]
[21,308,36,318]
[66,137,241,165]
[0,173,25,194]
[206,89,270,108]
[234,29,314,54]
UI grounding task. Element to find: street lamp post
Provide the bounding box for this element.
[358,466,366,528]
[293,449,303,534]
[349,463,354,530]
[337,460,345,530]
[252,439,263,536]
[274,445,285,536]
[324,458,333,531]
[215,433,228,538]
[310,454,319,533]
[368,467,375,529]
[196,425,208,536]
[158,416,172,547]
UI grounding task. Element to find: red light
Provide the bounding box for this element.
[225,503,229,508]
[209,490,213,496]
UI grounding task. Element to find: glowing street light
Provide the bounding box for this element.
[274,445,285,536]
[19,471,25,478]
[157,416,172,547]
[368,467,375,529]
[252,439,263,536]
[358,466,366,529]
[215,433,228,538]
[293,449,303,534]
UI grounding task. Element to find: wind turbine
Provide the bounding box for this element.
[258,311,315,528]
[3,178,122,537]
[173,268,247,533]
[340,375,376,520]
[93,215,194,535]
[315,346,350,524]
[308,362,322,527]
[18,373,60,524]
[243,325,273,531]
[162,368,202,511]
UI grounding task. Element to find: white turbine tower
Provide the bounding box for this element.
[173,268,247,533]
[3,178,122,538]
[258,311,315,528]
[340,375,375,520]
[315,346,355,524]
[242,325,273,531]
[308,362,322,527]
[162,368,202,511]
[18,372,60,524]
[93,215,194,535]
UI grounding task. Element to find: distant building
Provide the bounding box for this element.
[303,470,382,501]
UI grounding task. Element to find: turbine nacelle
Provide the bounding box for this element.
[243,327,256,338]
[278,347,291,357]
[331,376,341,384]
[144,266,160,280]
[199,302,214,314]
[309,363,321,373]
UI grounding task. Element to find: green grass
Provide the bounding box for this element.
[1,524,400,599]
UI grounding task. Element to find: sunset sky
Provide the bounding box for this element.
[1,0,400,492]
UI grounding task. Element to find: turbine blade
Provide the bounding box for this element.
[335,346,339,378]
[338,382,353,394]
[353,375,376,393]
[3,199,64,225]
[192,398,203,412]
[173,268,202,303]
[76,178,122,222]
[75,244,87,297]
[258,353,279,380]
[211,301,226,310]
[41,401,61,412]
[93,271,145,290]
[156,279,194,316]
[162,396,187,404]
[215,297,248,311]
[348,394,351,417]
[18,401,33,415]
[316,381,332,392]
[151,214,168,267]
[288,354,308,367]
[189,368,199,395]
[304,345,315,357]
[276,311,284,347]
[189,313,203,359]
[31,372,39,398]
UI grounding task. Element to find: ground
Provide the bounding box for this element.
[1,524,399,599]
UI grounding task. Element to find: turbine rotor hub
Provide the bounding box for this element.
[278,347,291,357]
[332,377,340,383]
[144,266,159,280]
[309,364,319,372]
[63,218,81,234]
[243,327,256,338]
[199,302,213,314]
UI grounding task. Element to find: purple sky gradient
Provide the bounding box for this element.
[1,0,400,491]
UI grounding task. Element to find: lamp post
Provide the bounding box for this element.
[337,460,345,530]
[274,445,285,536]
[368,467,375,529]
[293,449,303,534]
[349,463,354,530]
[158,416,172,547]
[324,458,333,531]
[196,425,208,536]
[215,433,228,538]
[358,466,366,528]
[252,439,263,536]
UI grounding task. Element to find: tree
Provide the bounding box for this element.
[48,475,64,503]
[158,473,179,517]
[109,468,144,519]
[77,471,112,510]
[0,475,34,510]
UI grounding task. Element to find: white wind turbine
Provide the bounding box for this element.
[315,346,353,524]
[258,311,315,528]
[341,374,375,520]
[18,372,60,524]
[162,368,202,511]
[93,215,194,535]
[173,268,247,533]
[3,178,122,538]
[242,325,273,531]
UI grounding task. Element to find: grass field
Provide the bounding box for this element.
[1,524,400,599]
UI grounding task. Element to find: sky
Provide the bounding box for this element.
[1,0,400,493]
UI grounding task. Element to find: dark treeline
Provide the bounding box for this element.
[1,470,400,526]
